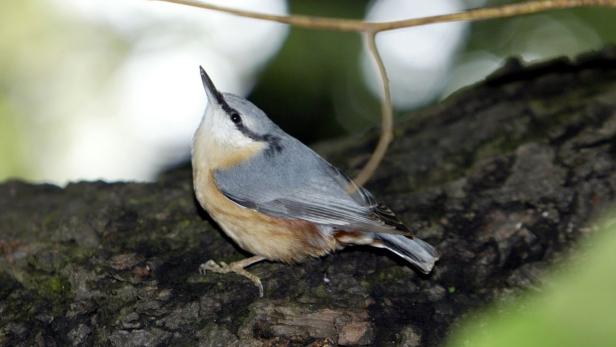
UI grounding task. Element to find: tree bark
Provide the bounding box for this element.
[1,48,616,347]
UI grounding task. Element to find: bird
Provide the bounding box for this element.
[192,66,439,296]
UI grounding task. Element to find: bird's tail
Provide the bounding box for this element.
[371,234,440,274]
[334,230,440,273]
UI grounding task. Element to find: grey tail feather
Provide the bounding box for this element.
[372,234,440,274]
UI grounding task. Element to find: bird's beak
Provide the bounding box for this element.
[199,66,223,106]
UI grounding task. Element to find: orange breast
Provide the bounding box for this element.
[194,169,337,263]
[192,130,338,262]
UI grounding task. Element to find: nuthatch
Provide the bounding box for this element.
[193,67,439,296]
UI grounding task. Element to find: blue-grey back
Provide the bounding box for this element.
[214,134,360,207]
[213,132,413,233]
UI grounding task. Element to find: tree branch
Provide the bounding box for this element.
[155,0,616,33]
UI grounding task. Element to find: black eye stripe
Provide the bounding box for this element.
[220,101,284,155]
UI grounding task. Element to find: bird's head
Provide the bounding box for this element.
[198,67,279,149]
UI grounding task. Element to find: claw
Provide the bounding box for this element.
[199,260,220,274]
[199,257,265,297]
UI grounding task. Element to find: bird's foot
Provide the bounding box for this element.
[199,257,265,297]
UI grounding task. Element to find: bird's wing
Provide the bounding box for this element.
[213,137,412,236]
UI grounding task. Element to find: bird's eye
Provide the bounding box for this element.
[230,113,242,124]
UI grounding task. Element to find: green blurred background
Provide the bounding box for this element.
[1,0,615,183]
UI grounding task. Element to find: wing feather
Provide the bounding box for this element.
[213,136,412,236]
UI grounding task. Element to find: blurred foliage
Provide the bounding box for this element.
[250,0,379,144]
[0,1,126,181]
[249,0,616,144]
[1,0,616,180]
[0,100,28,178]
[464,7,615,57]
[446,214,616,347]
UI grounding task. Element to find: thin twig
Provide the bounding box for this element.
[155,0,363,31]
[155,0,616,186]
[352,31,393,189]
[372,0,616,32]
[156,0,616,33]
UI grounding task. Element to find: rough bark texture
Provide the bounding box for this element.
[2,48,616,347]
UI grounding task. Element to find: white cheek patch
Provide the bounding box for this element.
[203,108,254,148]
